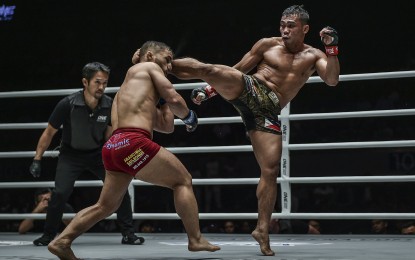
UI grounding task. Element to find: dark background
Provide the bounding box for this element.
[1,0,415,234]
[1,0,415,92]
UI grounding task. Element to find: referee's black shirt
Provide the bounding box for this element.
[48,90,112,153]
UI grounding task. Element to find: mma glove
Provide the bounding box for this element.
[181,110,198,132]
[321,26,338,56]
[190,85,217,105]
[30,159,41,178]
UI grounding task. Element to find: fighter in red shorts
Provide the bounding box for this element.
[102,128,161,177]
[48,41,220,260]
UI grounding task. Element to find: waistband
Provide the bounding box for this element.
[248,74,270,90]
[251,74,262,83]
[112,128,151,138]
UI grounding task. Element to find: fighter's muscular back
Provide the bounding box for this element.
[112,62,168,137]
[247,37,327,108]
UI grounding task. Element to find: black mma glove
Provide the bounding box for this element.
[321,26,338,56]
[30,159,41,178]
[181,110,198,132]
[190,88,208,105]
[190,85,217,105]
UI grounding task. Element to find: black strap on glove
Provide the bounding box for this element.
[181,110,198,132]
[30,159,41,178]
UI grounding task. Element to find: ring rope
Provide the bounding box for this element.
[1,139,415,159]
[1,175,415,189]
[2,108,415,130]
[1,70,414,98]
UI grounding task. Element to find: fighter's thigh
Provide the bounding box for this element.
[206,65,245,99]
[135,147,191,189]
[98,171,133,209]
[249,130,282,169]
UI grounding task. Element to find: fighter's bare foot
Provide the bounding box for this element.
[252,229,275,256]
[48,238,79,260]
[188,237,221,252]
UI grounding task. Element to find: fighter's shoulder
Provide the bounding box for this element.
[259,37,283,44]
[128,62,162,75]
[126,62,161,78]
[304,44,325,57]
[255,37,284,48]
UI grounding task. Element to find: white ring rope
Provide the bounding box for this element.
[1,70,414,221]
[1,140,415,158]
[1,70,414,98]
[2,175,415,189]
[3,108,415,130]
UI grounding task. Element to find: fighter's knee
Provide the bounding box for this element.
[182,176,193,188]
[171,173,193,190]
[261,167,279,179]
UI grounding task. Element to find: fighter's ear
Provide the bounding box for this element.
[303,24,309,34]
[144,51,154,62]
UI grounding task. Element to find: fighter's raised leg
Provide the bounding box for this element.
[171,58,245,101]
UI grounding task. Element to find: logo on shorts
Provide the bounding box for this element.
[125,149,144,166]
[264,119,281,132]
[105,138,130,149]
[267,92,280,107]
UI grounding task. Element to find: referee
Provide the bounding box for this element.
[30,62,144,246]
